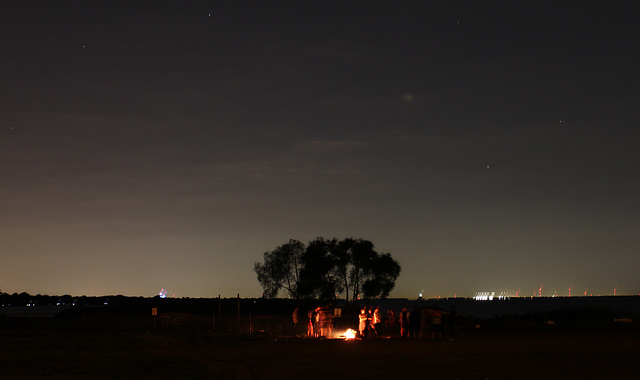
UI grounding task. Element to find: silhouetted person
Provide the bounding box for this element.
[314,306,322,337]
[449,305,457,340]
[291,306,299,338]
[400,308,409,339]
[366,308,374,337]
[317,306,326,337]
[324,307,334,338]
[431,309,443,340]
[358,307,368,338]
[307,309,315,338]
[372,307,382,337]
[387,309,396,336]
[409,306,421,339]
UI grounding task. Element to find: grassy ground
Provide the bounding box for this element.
[1,318,638,379]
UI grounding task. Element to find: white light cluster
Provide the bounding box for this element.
[474,291,511,301]
[474,291,495,301]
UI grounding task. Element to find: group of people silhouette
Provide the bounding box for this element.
[292,304,457,340]
[398,305,455,340]
[358,306,383,338]
[291,304,334,338]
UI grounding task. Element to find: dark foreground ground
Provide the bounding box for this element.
[1,318,638,380]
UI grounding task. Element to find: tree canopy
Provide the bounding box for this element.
[254,239,305,299]
[254,237,401,308]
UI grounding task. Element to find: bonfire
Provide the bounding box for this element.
[339,328,357,340]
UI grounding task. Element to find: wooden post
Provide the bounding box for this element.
[217,295,221,332]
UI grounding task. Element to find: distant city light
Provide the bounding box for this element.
[474,292,495,301]
[474,291,510,301]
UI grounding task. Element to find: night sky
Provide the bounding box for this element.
[1,1,638,298]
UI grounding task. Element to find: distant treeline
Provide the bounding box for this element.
[1,292,77,307]
[0,292,305,316]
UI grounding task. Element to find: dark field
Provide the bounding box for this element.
[1,317,638,380]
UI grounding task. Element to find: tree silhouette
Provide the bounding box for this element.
[334,238,401,310]
[254,239,305,299]
[255,237,401,307]
[361,252,401,299]
[299,237,342,300]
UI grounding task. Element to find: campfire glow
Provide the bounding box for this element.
[343,328,356,340]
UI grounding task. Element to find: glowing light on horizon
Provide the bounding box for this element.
[474,291,511,301]
[474,292,494,301]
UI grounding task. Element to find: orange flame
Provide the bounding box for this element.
[343,328,356,340]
